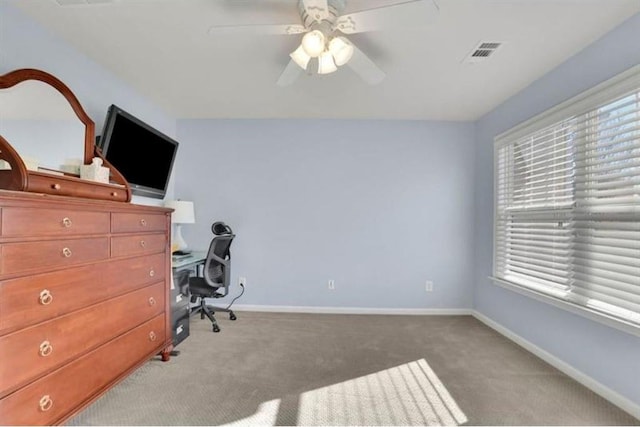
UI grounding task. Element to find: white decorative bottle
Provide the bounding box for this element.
[80,157,110,183]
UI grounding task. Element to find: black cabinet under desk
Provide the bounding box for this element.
[170,252,206,349]
[170,269,191,348]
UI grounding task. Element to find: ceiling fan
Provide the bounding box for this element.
[208,0,440,86]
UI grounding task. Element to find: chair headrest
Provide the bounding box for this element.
[212,221,232,235]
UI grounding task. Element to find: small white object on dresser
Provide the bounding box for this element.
[80,157,110,183]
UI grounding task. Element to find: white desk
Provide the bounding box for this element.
[172,250,207,270]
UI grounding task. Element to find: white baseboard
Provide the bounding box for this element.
[472,310,640,420]
[232,304,473,316]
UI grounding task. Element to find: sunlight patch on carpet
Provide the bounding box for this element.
[221,399,281,426]
[296,358,467,426]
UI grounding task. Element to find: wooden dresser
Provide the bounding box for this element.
[0,190,173,425]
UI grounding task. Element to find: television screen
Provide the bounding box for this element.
[98,104,178,199]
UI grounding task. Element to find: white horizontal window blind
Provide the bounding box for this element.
[494,67,640,328]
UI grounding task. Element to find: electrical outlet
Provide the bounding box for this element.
[328,279,335,290]
[425,280,434,292]
[239,277,247,287]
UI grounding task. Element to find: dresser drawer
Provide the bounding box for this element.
[0,237,109,276]
[106,253,166,292]
[111,233,166,258]
[0,282,165,397]
[0,314,165,426]
[0,207,110,237]
[111,212,166,234]
[0,254,166,334]
[24,173,128,203]
[0,263,107,335]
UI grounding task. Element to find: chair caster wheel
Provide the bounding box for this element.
[213,325,220,333]
[230,313,237,321]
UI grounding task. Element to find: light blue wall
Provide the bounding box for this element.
[474,13,640,405]
[0,3,177,203]
[175,119,476,309]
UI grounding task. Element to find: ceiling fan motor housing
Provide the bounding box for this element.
[299,0,345,29]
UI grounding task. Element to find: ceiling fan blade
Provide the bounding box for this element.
[301,0,330,23]
[277,60,304,87]
[208,24,307,36]
[346,44,385,85]
[334,0,438,34]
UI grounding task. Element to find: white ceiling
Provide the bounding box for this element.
[9,0,640,120]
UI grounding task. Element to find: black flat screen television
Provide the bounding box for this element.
[97,104,178,199]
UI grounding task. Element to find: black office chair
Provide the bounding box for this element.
[189,222,238,333]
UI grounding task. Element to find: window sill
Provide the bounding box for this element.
[488,276,640,338]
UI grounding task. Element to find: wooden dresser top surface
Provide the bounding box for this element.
[0,189,173,214]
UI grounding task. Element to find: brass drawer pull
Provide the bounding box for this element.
[140,240,146,248]
[149,269,155,277]
[39,341,53,357]
[51,184,61,191]
[62,247,72,258]
[62,217,72,228]
[148,297,156,306]
[111,191,118,197]
[140,219,147,227]
[39,395,53,412]
[149,331,157,342]
[39,289,53,305]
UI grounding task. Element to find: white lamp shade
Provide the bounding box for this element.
[317,51,337,74]
[301,30,326,58]
[290,44,311,70]
[165,200,195,224]
[329,36,354,66]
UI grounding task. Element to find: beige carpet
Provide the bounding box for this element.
[69,312,639,426]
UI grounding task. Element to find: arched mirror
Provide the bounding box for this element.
[0,79,85,173]
[0,68,131,202]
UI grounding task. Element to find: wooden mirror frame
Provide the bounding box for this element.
[0,68,132,202]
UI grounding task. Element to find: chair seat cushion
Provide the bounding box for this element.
[189,277,222,298]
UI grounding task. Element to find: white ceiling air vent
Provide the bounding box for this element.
[54,0,117,6]
[463,42,503,64]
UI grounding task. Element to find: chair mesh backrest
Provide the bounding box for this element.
[204,234,234,285]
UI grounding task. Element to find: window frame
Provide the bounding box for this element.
[491,64,640,337]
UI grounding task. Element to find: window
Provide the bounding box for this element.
[494,66,640,330]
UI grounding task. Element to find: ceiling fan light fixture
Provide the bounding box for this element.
[317,50,337,75]
[328,36,354,67]
[301,30,326,58]
[290,44,311,70]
